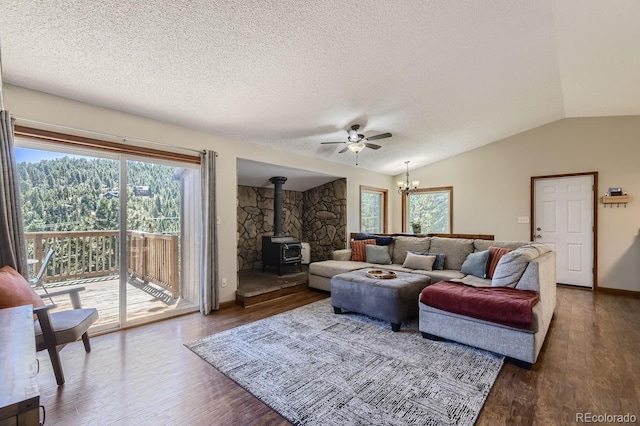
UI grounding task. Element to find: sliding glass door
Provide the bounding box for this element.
[16,140,200,332]
[124,158,200,325]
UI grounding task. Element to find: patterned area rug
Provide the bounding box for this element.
[186,299,504,425]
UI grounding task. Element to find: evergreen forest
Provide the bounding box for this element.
[18,155,182,234]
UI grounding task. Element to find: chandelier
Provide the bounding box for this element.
[397,161,419,195]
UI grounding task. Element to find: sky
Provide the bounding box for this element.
[15,147,86,163]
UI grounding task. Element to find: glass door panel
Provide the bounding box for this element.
[124,159,198,324]
[16,144,122,332]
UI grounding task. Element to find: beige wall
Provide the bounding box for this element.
[5,84,396,302]
[9,84,638,293]
[392,117,640,292]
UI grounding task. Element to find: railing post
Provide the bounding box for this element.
[142,234,148,284]
[170,235,179,298]
[34,233,43,264]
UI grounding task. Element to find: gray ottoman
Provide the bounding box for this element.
[331,269,431,331]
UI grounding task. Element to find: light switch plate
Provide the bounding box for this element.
[518,216,530,224]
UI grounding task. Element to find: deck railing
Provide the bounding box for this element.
[127,231,179,298]
[25,230,179,298]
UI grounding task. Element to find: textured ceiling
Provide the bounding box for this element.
[1,0,639,175]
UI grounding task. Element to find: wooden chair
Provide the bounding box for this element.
[33,287,99,386]
[29,248,55,301]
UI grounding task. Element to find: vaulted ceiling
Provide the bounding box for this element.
[1,1,639,175]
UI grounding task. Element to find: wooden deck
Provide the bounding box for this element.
[38,275,197,329]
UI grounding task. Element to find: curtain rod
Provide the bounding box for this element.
[15,116,205,155]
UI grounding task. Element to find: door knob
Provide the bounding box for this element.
[536,227,541,231]
[535,234,542,238]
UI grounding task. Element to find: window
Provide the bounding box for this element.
[403,186,452,234]
[360,186,388,233]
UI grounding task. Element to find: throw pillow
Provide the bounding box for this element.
[0,265,45,310]
[461,250,490,278]
[409,251,446,270]
[491,249,532,288]
[402,252,436,270]
[350,239,376,261]
[365,244,392,265]
[426,253,446,270]
[487,246,512,279]
[354,233,394,246]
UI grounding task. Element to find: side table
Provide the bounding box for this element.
[0,305,40,425]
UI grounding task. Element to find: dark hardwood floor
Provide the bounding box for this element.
[36,286,639,425]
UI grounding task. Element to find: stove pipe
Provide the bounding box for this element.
[270,176,287,236]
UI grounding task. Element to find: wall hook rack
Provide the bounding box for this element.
[602,195,631,208]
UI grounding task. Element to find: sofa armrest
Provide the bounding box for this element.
[332,249,352,261]
[516,251,556,326]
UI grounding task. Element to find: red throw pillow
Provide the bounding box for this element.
[0,265,45,310]
[350,239,376,261]
[487,246,513,279]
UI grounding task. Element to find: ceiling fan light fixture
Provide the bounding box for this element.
[348,143,365,153]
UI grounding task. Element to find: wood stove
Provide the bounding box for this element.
[262,236,302,276]
[261,176,303,275]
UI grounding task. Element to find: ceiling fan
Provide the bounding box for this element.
[321,124,392,165]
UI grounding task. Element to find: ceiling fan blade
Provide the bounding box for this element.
[321,141,346,144]
[364,142,381,150]
[366,132,392,141]
[338,146,350,154]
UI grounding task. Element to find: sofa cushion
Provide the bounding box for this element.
[382,264,415,273]
[402,252,436,270]
[309,260,372,278]
[332,249,352,261]
[429,237,474,270]
[350,239,376,261]
[460,250,490,278]
[365,245,392,265]
[34,308,99,351]
[392,236,431,264]
[354,233,394,246]
[411,269,465,282]
[451,275,492,287]
[487,246,512,279]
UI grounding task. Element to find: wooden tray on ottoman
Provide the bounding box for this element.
[366,269,397,279]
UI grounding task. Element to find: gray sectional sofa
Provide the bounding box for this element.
[309,235,521,291]
[308,234,557,366]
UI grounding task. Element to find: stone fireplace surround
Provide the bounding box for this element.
[237,179,346,271]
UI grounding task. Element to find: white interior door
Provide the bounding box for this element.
[534,175,594,287]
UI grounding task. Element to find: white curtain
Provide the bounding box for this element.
[0,110,28,276]
[199,150,219,314]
